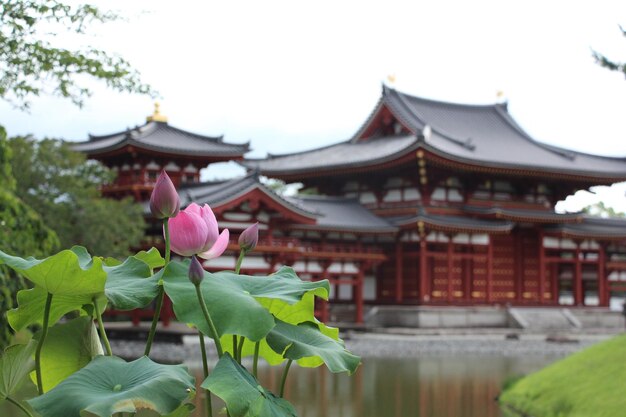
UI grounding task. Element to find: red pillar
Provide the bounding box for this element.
[486,236,493,303]
[355,267,364,324]
[419,239,429,303]
[447,235,453,303]
[514,231,524,302]
[598,243,607,307]
[574,242,583,306]
[395,240,403,303]
[538,230,546,305]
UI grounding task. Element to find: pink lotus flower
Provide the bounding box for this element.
[150,171,180,219]
[238,222,259,252]
[168,203,229,259]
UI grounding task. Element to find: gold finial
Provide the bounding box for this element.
[147,102,168,123]
[387,74,396,84]
[496,90,506,102]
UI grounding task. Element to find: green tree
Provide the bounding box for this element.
[0,127,58,348]
[592,26,626,77]
[0,0,154,109]
[583,201,625,218]
[8,136,146,258]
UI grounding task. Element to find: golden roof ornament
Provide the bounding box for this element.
[147,102,168,123]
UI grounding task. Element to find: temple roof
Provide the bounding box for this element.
[243,86,626,180]
[286,195,398,233]
[464,206,583,223]
[544,216,626,240]
[72,121,250,159]
[391,213,515,234]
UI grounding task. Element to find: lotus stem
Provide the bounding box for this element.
[236,337,245,363]
[194,283,223,357]
[253,341,260,377]
[232,249,246,363]
[198,331,213,417]
[232,335,239,362]
[6,396,34,417]
[35,292,53,395]
[93,297,112,356]
[234,249,246,274]
[144,219,171,357]
[143,285,164,357]
[279,359,293,398]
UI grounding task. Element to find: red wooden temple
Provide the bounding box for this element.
[73,88,626,324]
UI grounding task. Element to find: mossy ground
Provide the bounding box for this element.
[499,334,626,417]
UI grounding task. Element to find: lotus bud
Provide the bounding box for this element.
[238,222,259,252]
[150,171,180,219]
[188,255,205,286]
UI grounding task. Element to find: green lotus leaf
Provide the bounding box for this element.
[202,353,298,417]
[0,341,36,400]
[265,319,360,374]
[162,402,196,417]
[31,316,103,393]
[28,356,195,417]
[163,262,329,342]
[8,285,107,332]
[103,255,161,310]
[133,247,166,271]
[0,247,105,296]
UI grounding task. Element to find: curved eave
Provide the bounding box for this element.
[421,146,626,183]
[244,139,421,181]
[464,207,584,224]
[209,186,318,225]
[545,227,626,241]
[286,223,398,234]
[395,215,514,235]
[78,141,247,161]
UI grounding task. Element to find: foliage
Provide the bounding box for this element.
[0,126,58,349]
[0,0,153,109]
[8,136,145,258]
[582,201,625,218]
[499,334,626,417]
[592,26,626,78]
[0,241,360,416]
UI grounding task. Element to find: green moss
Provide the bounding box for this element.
[500,335,626,417]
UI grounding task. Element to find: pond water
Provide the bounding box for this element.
[191,355,556,417]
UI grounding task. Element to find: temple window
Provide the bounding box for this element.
[432,177,463,202]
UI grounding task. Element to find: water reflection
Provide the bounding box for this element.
[189,355,555,417]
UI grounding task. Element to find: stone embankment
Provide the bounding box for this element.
[109,327,621,364]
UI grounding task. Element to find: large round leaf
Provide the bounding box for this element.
[7,285,107,331]
[0,342,35,400]
[32,316,103,393]
[132,247,166,270]
[163,262,329,342]
[28,356,195,417]
[265,319,360,374]
[202,353,297,417]
[103,255,160,310]
[0,246,105,296]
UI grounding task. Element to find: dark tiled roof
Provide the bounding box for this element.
[544,216,626,239]
[177,173,317,220]
[286,195,398,233]
[244,86,626,178]
[72,121,249,157]
[242,135,419,175]
[464,206,583,223]
[391,214,514,234]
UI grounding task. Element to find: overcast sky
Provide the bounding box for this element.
[2,0,626,212]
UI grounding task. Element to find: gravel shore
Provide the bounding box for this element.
[109,329,620,364]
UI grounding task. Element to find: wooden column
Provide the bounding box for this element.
[355,266,365,324]
[395,240,403,303]
[486,235,493,303]
[514,231,524,302]
[598,243,607,307]
[551,263,559,304]
[447,235,454,303]
[538,230,546,305]
[463,257,472,303]
[419,239,428,303]
[574,242,583,306]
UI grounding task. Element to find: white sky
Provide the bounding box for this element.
[2,0,626,212]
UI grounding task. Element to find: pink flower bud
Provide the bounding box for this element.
[150,171,180,219]
[188,256,205,286]
[168,203,230,259]
[238,222,259,252]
